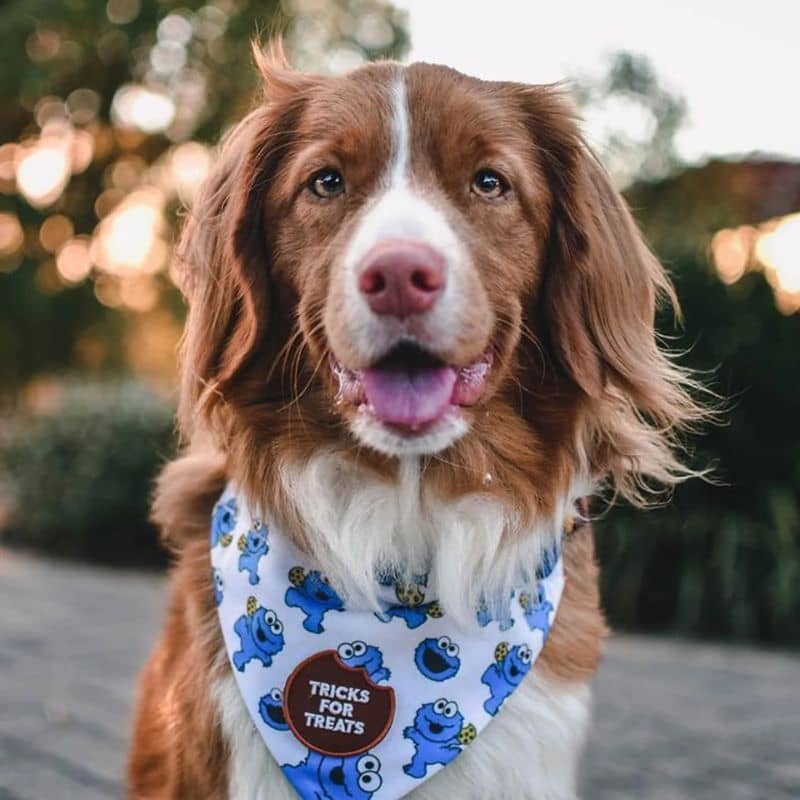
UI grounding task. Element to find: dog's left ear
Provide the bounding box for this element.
[522,87,677,415]
[515,87,709,499]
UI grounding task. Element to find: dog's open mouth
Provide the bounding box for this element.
[333,342,492,433]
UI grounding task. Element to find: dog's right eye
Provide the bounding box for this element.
[309,168,344,198]
[472,168,508,199]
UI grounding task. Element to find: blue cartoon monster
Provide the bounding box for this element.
[414,636,460,682]
[258,687,289,732]
[237,520,269,585]
[211,567,224,606]
[476,592,515,632]
[375,567,428,588]
[403,698,476,779]
[481,642,533,716]
[519,584,554,637]
[376,577,443,630]
[232,596,285,671]
[285,567,345,634]
[282,751,383,800]
[210,497,237,548]
[536,543,560,580]
[337,640,391,683]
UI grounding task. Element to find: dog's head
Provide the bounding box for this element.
[177,49,702,517]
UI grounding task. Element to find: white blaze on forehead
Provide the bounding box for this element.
[343,71,463,273]
[390,75,410,185]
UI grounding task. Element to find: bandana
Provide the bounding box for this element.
[211,486,565,800]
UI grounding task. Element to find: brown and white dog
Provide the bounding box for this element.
[128,48,703,799]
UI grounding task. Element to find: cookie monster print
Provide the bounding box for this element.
[337,640,391,683]
[210,488,567,798]
[376,568,429,588]
[285,568,345,634]
[519,583,554,637]
[535,543,560,580]
[237,520,269,585]
[258,688,289,732]
[282,750,383,800]
[211,567,224,606]
[414,636,460,681]
[481,642,533,716]
[475,593,515,632]
[403,699,476,779]
[376,579,443,629]
[232,596,285,671]
[210,497,237,548]
[375,569,393,587]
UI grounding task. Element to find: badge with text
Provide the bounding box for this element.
[284,650,396,756]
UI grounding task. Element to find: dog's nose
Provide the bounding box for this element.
[358,242,445,318]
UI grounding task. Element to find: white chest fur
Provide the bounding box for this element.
[214,669,590,800]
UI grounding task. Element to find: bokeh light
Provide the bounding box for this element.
[0,143,17,192]
[111,84,176,134]
[106,0,141,26]
[56,237,93,283]
[66,88,101,125]
[0,213,25,270]
[119,274,160,312]
[0,213,24,253]
[90,187,167,276]
[755,215,800,294]
[166,141,212,204]
[712,214,800,314]
[70,129,96,173]
[711,227,752,285]
[15,138,72,208]
[39,214,75,253]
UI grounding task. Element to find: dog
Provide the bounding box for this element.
[128,47,703,799]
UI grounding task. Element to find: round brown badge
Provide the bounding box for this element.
[283,650,395,757]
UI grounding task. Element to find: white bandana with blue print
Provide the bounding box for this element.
[210,485,566,800]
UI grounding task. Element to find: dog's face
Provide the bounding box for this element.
[265,67,553,455]
[179,55,698,508]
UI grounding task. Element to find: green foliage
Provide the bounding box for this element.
[0,0,407,388]
[0,380,175,564]
[597,183,800,645]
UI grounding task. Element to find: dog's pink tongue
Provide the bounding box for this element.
[362,365,457,428]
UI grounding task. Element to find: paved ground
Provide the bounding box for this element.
[1,548,798,799]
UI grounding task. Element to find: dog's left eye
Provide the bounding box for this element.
[309,168,344,198]
[472,168,508,199]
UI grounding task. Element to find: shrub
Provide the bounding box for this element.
[0,379,175,564]
[596,175,800,646]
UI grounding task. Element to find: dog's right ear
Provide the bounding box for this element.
[176,48,317,436]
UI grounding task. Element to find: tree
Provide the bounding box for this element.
[0,0,408,393]
[572,51,687,187]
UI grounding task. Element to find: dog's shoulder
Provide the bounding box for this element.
[151,446,228,552]
[129,450,232,797]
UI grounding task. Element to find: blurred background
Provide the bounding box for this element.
[1,0,799,649]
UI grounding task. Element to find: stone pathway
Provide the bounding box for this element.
[0,547,798,799]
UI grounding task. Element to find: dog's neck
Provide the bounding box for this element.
[256,449,587,628]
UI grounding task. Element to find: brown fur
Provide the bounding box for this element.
[129,454,228,798]
[128,50,705,796]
